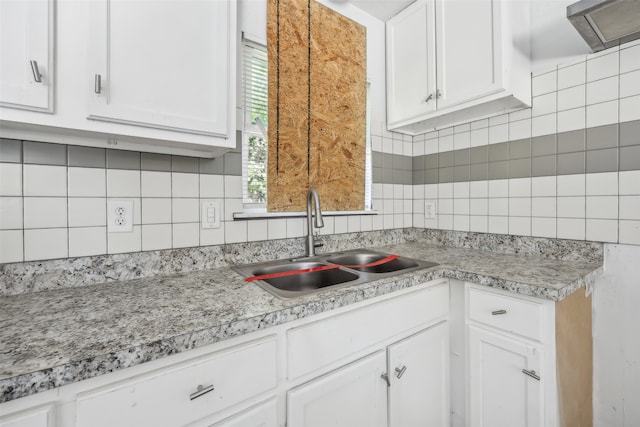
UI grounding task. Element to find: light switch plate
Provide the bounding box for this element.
[201,200,221,229]
[425,201,437,219]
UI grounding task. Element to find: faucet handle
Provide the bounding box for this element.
[314,232,323,248]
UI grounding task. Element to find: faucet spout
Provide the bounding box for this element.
[306,188,324,257]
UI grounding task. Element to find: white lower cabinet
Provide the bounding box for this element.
[209,399,277,427]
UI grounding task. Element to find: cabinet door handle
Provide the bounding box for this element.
[423,93,434,103]
[30,60,42,83]
[436,89,442,99]
[94,74,102,94]
[189,384,215,400]
[491,309,507,315]
[395,365,407,379]
[380,373,391,387]
[522,369,540,381]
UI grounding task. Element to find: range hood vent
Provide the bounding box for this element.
[567,0,640,52]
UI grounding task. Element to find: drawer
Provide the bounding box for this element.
[0,404,55,427]
[287,281,449,380]
[467,285,546,341]
[76,336,277,427]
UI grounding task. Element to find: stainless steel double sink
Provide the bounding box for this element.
[232,249,439,299]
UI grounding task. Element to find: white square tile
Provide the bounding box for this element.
[532,70,557,96]
[403,199,412,214]
[0,229,23,262]
[558,174,586,196]
[489,124,509,144]
[24,228,68,261]
[334,216,348,233]
[470,128,489,147]
[454,132,471,150]
[0,197,23,229]
[489,180,509,198]
[557,86,586,111]
[394,213,404,229]
[532,217,557,238]
[372,136,383,152]
[438,198,453,215]
[532,114,557,137]
[425,184,438,199]
[0,163,22,196]
[532,176,557,197]
[69,227,107,257]
[453,182,470,198]
[469,215,488,233]
[438,214,453,230]
[24,197,67,229]
[489,114,509,126]
[107,169,140,197]
[383,183,394,199]
[68,168,106,197]
[532,197,556,217]
[510,108,531,122]
[470,119,489,130]
[620,171,640,194]
[68,198,106,227]
[453,215,470,231]
[372,183,383,200]
[393,140,403,155]
[619,220,640,244]
[319,216,335,235]
[247,219,268,242]
[557,218,585,240]
[413,140,425,156]
[620,94,640,122]
[621,43,640,74]
[173,223,200,247]
[424,217,437,229]
[224,198,243,221]
[509,217,531,236]
[586,172,618,196]
[558,61,586,89]
[586,76,618,105]
[172,198,199,223]
[361,215,373,232]
[587,51,619,82]
[532,93,557,117]
[200,226,224,245]
[489,198,508,216]
[141,224,172,251]
[488,216,508,234]
[586,196,618,219]
[383,199,394,215]
[509,178,531,198]
[454,123,471,133]
[439,135,454,152]
[141,198,172,224]
[557,107,586,133]
[348,215,362,233]
[107,225,141,254]
[403,141,413,156]
[470,198,488,215]
[454,199,469,215]
[286,217,305,238]
[141,171,171,198]
[620,69,640,98]
[439,183,453,198]
[620,196,640,220]
[413,214,425,229]
[413,184,424,200]
[469,181,488,198]
[586,219,618,243]
[557,196,586,218]
[24,165,66,197]
[267,219,286,239]
[586,100,619,128]
[224,175,243,199]
[509,119,531,140]
[172,173,199,198]
[439,127,454,136]
[509,198,531,217]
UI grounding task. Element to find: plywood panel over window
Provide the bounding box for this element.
[267,0,366,212]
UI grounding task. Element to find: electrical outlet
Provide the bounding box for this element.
[108,200,134,233]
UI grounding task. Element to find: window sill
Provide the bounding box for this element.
[233,210,378,220]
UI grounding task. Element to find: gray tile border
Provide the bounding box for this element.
[372,152,383,168]
[107,150,141,170]
[586,148,618,173]
[470,163,488,181]
[0,139,22,163]
[532,134,556,157]
[393,169,403,185]
[412,156,424,171]
[509,158,531,178]
[509,139,531,160]
[454,165,470,182]
[172,156,199,173]
[412,170,424,185]
[382,153,393,170]
[557,151,585,175]
[23,141,67,166]
[372,167,383,183]
[439,151,454,168]
[199,157,224,175]
[403,170,412,185]
[383,167,393,183]
[140,153,171,171]
[439,167,454,183]
[488,160,509,180]
[620,145,640,171]
[557,129,585,154]
[586,124,618,150]
[454,149,470,166]
[393,154,404,170]
[425,153,439,170]
[532,155,557,177]
[67,146,106,168]
[425,169,439,184]
[488,142,509,162]
[470,146,488,164]
[224,152,242,176]
[620,120,640,147]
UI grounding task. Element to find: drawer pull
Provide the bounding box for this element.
[522,369,540,381]
[395,365,407,379]
[189,384,215,400]
[491,309,507,315]
[95,74,102,94]
[380,373,391,387]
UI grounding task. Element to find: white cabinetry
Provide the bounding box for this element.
[0,0,54,112]
[386,0,531,134]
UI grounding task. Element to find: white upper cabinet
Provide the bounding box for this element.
[87,0,229,138]
[386,0,531,134]
[0,0,54,112]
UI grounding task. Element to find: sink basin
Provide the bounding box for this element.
[327,253,420,273]
[251,262,359,293]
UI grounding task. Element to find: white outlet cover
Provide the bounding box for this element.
[108,200,134,233]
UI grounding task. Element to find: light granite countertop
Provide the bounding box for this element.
[0,242,602,403]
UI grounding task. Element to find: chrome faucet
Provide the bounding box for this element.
[305,188,324,257]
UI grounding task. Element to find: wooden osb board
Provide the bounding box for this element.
[267,0,366,212]
[556,288,593,427]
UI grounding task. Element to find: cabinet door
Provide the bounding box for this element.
[287,351,388,427]
[468,326,543,427]
[386,0,436,127]
[87,0,229,137]
[0,0,53,112]
[388,322,450,427]
[435,0,503,110]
